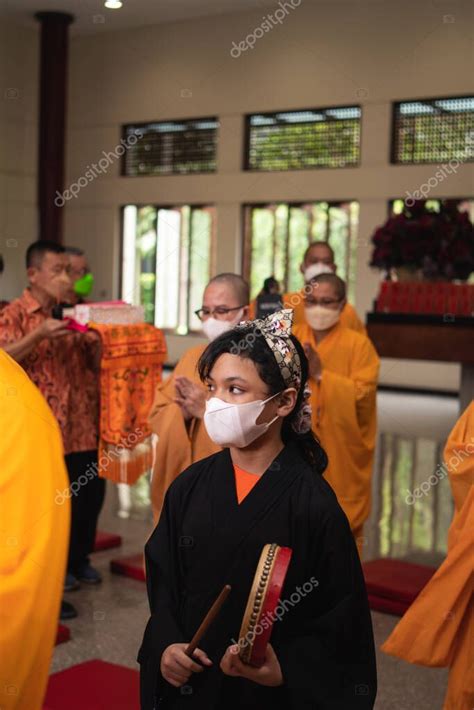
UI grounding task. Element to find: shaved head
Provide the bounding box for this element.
[311,273,346,301]
[207,273,249,305]
[303,241,335,265]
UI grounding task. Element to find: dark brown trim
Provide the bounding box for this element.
[377,384,458,398]
[119,124,128,177]
[35,11,74,243]
[243,115,252,171]
[118,205,125,299]
[242,199,357,209]
[241,204,252,282]
[389,101,398,165]
[244,103,361,122]
[282,204,290,292]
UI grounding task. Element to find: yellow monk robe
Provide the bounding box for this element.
[382,402,474,710]
[293,322,379,536]
[149,344,220,521]
[0,350,69,710]
[249,295,366,334]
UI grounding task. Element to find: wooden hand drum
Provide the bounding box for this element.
[238,543,293,668]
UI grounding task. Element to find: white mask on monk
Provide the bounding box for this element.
[304,263,333,282]
[305,305,340,331]
[201,310,245,342]
[204,393,280,448]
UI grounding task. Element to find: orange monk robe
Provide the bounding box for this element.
[249,294,366,334]
[382,402,474,710]
[293,322,380,537]
[0,350,70,710]
[149,344,220,521]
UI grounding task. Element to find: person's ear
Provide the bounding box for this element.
[299,262,305,275]
[331,264,337,273]
[276,388,298,417]
[241,305,250,320]
[27,266,38,284]
[339,298,347,312]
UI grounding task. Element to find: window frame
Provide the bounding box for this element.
[119,202,217,335]
[243,105,362,172]
[390,95,474,165]
[120,117,219,177]
[241,200,359,300]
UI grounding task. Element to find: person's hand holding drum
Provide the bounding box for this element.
[220,642,283,686]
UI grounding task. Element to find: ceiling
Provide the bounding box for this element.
[0,0,285,35]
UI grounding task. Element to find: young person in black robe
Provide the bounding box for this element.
[138,309,377,709]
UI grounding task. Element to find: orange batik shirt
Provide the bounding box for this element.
[0,289,99,454]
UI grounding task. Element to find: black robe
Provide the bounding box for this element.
[138,443,377,709]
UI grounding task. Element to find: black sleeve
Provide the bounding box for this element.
[276,500,377,710]
[137,487,186,666]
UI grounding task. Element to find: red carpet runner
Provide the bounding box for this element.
[43,660,139,710]
[110,553,146,582]
[363,558,436,615]
[93,530,123,552]
[55,625,71,645]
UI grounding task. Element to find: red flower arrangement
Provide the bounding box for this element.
[370,200,474,280]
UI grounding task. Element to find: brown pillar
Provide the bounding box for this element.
[35,11,74,244]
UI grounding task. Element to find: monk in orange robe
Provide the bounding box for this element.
[0,349,70,710]
[250,241,366,333]
[149,273,250,521]
[382,402,474,710]
[293,273,379,547]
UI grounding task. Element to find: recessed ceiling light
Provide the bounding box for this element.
[104,0,123,8]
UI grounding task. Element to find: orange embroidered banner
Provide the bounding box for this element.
[89,323,167,485]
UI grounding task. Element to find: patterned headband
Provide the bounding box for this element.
[235,309,301,390]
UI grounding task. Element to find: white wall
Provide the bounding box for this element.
[0,24,38,301]
[41,1,474,387]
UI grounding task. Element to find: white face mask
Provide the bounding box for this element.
[201,309,245,342]
[305,304,341,331]
[204,393,280,448]
[304,263,333,282]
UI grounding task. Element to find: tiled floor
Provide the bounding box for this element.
[52,390,459,709]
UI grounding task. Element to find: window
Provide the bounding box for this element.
[122,118,218,176]
[245,106,361,171]
[377,433,451,559]
[391,96,474,164]
[121,205,216,333]
[243,201,359,303]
